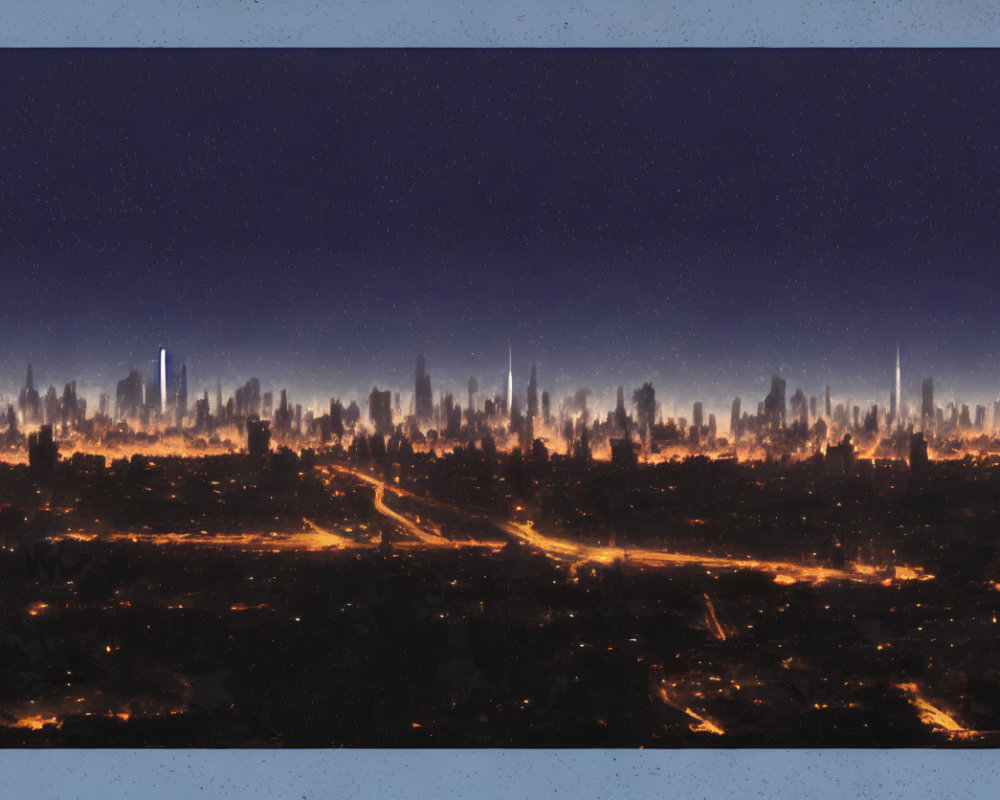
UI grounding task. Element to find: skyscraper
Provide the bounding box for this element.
[895,344,901,429]
[527,363,538,419]
[414,354,433,422]
[730,397,742,439]
[159,346,167,416]
[921,377,934,427]
[507,346,513,423]
[177,363,188,425]
[18,363,41,424]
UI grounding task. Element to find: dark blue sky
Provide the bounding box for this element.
[1,49,999,413]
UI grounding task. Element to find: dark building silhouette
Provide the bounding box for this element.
[614,386,628,433]
[60,381,79,427]
[28,424,59,474]
[195,391,210,431]
[344,400,361,429]
[730,397,742,439]
[959,404,972,429]
[632,383,656,435]
[18,363,41,424]
[573,427,592,463]
[824,385,832,419]
[809,395,817,421]
[527,365,538,419]
[541,391,551,427]
[922,377,934,427]
[692,402,704,432]
[43,385,59,426]
[610,436,639,468]
[510,397,523,437]
[863,405,879,434]
[467,376,478,416]
[262,392,273,419]
[764,375,786,429]
[235,378,261,419]
[273,389,292,435]
[330,400,345,441]
[369,387,393,436]
[910,431,929,472]
[975,404,987,429]
[826,433,855,471]
[246,418,271,459]
[813,416,828,449]
[415,354,433,423]
[176,363,188,425]
[115,369,142,420]
[790,388,807,427]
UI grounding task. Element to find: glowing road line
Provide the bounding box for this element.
[703,594,727,641]
[326,464,934,586]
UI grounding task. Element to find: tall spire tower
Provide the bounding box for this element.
[507,345,513,421]
[159,346,167,416]
[895,343,901,429]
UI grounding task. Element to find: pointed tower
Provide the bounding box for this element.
[895,343,901,430]
[507,345,513,422]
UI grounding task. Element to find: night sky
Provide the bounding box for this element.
[2,49,1000,415]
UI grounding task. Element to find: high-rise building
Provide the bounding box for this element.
[27,424,59,473]
[415,354,433,422]
[274,389,292,434]
[177,363,188,425]
[692,402,704,431]
[368,386,393,435]
[158,346,167,416]
[115,369,144,421]
[730,397,742,439]
[910,431,929,472]
[18,363,41,424]
[764,375,786,429]
[467,376,478,416]
[614,386,628,432]
[507,346,513,423]
[895,344,902,429]
[921,377,934,427]
[246,419,271,459]
[527,364,538,419]
[789,388,807,426]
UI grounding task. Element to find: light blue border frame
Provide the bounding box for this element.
[3,1,1000,797]
[2,0,1000,47]
[1,749,1000,799]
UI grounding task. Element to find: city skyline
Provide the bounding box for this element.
[4,343,1000,440]
[1,342,997,425]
